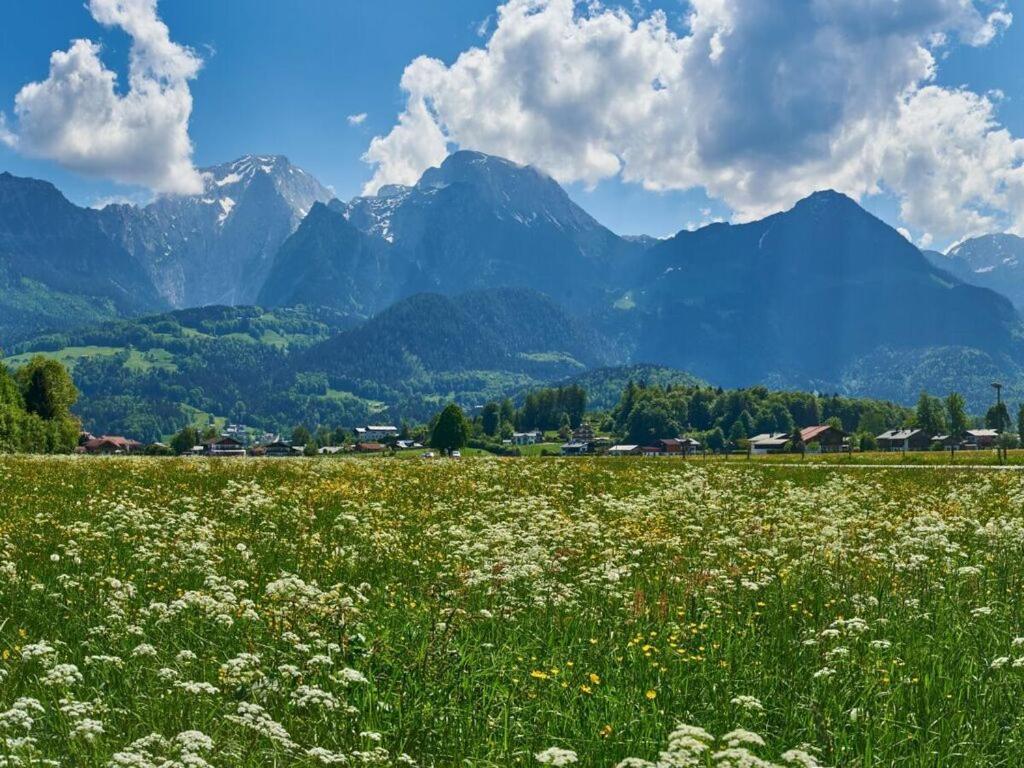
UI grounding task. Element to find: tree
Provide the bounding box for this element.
[789,428,806,455]
[626,401,679,445]
[170,426,199,455]
[914,392,946,436]
[1018,403,1024,445]
[430,404,469,453]
[481,402,501,437]
[946,392,969,438]
[558,412,572,441]
[16,357,77,420]
[985,402,1011,433]
[291,425,312,446]
[705,427,725,454]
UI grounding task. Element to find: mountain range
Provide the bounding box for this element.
[926,234,1024,312]
[3,149,1023,429]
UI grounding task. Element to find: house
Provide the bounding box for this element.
[395,440,423,450]
[748,433,791,454]
[560,441,589,456]
[264,440,299,457]
[204,436,247,457]
[355,442,387,453]
[608,444,641,456]
[678,437,702,455]
[512,430,543,446]
[966,429,1000,449]
[639,439,685,457]
[355,426,399,442]
[800,425,850,453]
[81,435,143,455]
[876,429,931,452]
[572,423,596,443]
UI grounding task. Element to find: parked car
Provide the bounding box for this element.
[451,450,462,459]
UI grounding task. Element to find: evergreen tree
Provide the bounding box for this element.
[985,402,1011,433]
[291,425,313,446]
[946,392,969,437]
[481,402,501,437]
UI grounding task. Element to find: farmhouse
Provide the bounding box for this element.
[679,437,702,455]
[264,440,300,457]
[205,436,246,456]
[355,425,399,441]
[748,433,791,454]
[608,444,641,456]
[800,425,850,453]
[80,435,143,455]
[966,429,1000,449]
[355,442,387,453]
[877,429,931,452]
[512,430,543,445]
[560,441,589,456]
[639,438,698,457]
[572,422,596,442]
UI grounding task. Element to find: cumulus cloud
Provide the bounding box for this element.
[4,0,203,195]
[364,0,1022,242]
[347,112,368,126]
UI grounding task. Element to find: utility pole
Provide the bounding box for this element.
[992,382,1005,464]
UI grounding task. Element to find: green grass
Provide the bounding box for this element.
[3,457,1024,766]
[3,345,126,370]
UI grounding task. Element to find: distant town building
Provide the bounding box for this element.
[560,441,589,456]
[966,429,1000,449]
[572,422,596,443]
[264,440,299,457]
[80,435,143,455]
[608,444,641,456]
[355,426,399,441]
[512,430,543,445]
[800,425,850,453]
[204,436,246,457]
[877,429,930,452]
[748,433,791,454]
[355,442,387,453]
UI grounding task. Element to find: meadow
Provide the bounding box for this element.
[3,456,1024,767]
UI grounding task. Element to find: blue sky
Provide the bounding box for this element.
[2,1,1022,244]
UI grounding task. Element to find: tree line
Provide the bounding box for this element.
[0,357,80,453]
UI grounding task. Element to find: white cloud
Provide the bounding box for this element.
[0,113,14,148]
[4,0,203,195]
[364,0,1022,242]
[347,112,368,126]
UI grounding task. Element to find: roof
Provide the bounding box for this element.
[608,444,639,452]
[800,425,847,442]
[749,432,790,446]
[83,435,141,450]
[877,429,922,440]
[358,425,398,432]
[208,436,243,446]
[967,429,1000,438]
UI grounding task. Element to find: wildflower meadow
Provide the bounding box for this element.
[3,456,1024,766]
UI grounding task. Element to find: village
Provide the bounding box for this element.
[75,419,1006,458]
